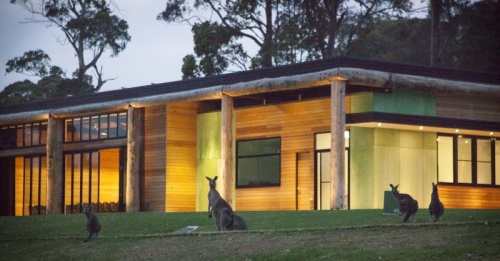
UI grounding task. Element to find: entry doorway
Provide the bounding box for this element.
[315,132,350,210]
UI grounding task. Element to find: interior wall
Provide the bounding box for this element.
[350,127,437,209]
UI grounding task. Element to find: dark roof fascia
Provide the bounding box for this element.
[1,56,499,115]
[346,112,500,132]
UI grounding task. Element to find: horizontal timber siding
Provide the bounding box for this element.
[235,98,343,211]
[436,93,500,122]
[142,106,166,211]
[166,102,198,212]
[438,185,500,209]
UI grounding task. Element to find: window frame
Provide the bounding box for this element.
[236,137,281,188]
[64,111,127,143]
[437,134,498,187]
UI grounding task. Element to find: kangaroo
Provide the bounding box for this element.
[229,213,248,231]
[206,176,246,231]
[428,182,445,222]
[82,204,102,242]
[390,184,419,223]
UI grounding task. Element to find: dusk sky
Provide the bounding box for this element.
[0,1,195,93]
[0,1,427,94]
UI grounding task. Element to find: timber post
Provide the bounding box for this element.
[46,115,63,214]
[330,76,348,210]
[220,94,235,208]
[126,106,143,212]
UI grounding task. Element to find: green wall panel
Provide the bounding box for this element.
[373,87,436,116]
[196,112,221,212]
[350,127,437,209]
[350,87,436,116]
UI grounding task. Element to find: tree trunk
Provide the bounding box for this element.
[220,94,235,208]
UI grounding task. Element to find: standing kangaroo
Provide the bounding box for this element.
[206,176,247,231]
[82,204,102,242]
[390,184,419,223]
[428,182,445,222]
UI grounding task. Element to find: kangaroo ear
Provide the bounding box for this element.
[214,176,218,181]
[390,184,394,188]
[206,176,210,181]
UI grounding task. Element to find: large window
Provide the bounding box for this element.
[0,122,47,149]
[236,138,281,188]
[64,148,124,213]
[14,156,47,216]
[438,135,499,186]
[65,112,127,142]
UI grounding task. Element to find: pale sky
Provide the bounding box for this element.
[0,1,428,94]
[0,1,194,93]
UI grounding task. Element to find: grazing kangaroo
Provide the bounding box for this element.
[82,204,102,242]
[428,182,445,222]
[206,176,247,231]
[390,184,419,223]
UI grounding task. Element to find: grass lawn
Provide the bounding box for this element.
[1,209,499,260]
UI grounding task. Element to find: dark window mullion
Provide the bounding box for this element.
[453,136,458,183]
[472,138,477,184]
[492,140,496,185]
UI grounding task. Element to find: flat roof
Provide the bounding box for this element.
[1,56,499,115]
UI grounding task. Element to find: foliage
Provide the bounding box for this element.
[0,210,499,260]
[5,49,52,77]
[10,0,131,93]
[158,0,413,78]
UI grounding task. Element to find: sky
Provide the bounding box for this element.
[0,1,428,95]
[0,1,195,93]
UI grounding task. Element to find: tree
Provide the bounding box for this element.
[10,0,131,93]
[158,0,413,78]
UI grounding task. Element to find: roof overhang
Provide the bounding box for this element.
[1,66,499,125]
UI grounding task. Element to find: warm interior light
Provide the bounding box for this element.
[344,130,350,139]
[455,129,459,133]
[377,123,382,127]
[419,126,424,130]
[490,132,494,136]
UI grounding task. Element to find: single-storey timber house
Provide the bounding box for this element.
[1,57,499,216]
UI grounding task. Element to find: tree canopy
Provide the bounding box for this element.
[158,0,413,78]
[7,0,131,95]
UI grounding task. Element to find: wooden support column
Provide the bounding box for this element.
[46,115,63,214]
[126,106,143,212]
[330,77,348,210]
[220,94,235,208]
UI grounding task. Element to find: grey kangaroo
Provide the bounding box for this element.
[428,182,445,222]
[206,176,247,231]
[390,184,419,223]
[82,204,102,242]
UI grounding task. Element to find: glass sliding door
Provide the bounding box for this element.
[64,148,124,213]
[315,132,350,210]
[14,155,47,216]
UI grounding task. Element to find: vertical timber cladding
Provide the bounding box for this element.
[142,105,166,211]
[165,102,199,212]
[236,98,335,211]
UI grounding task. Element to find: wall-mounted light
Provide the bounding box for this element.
[419,126,424,130]
[455,129,459,133]
[377,123,382,127]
